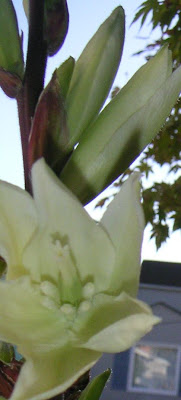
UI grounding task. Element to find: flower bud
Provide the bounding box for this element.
[0,69,22,98]
[56,56,75,99]
[0,0,24,97]
[28,71,69,172]
[44,0,69,56]
[61,47,181,204]
[66,7,125,149]
[23,0,69,56]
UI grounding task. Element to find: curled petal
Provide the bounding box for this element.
[77,292,160,353]
[0,278,69,357]
[10,348,100,400]
[101,173,144,296]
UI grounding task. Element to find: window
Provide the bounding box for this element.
[127,342,181,396]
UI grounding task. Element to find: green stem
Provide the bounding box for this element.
[17,0,47,193]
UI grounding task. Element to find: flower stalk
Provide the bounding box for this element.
[17,0,48,193]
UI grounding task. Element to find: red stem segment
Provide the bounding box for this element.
[17,0,47,193]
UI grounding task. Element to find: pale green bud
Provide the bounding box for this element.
[66,7,125,149]
[61,47,181,204]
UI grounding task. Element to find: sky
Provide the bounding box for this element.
[1,0,181,264]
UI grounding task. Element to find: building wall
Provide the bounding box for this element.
[91,284,181,399]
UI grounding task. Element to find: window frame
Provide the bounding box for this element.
[127,341,181,396]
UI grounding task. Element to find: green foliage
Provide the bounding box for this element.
[78,370,111,400]
[130,0,181,249]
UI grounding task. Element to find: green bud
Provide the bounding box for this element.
[28,71,69,172]
[61,47,181,204]
[56,56,75,99]
[66,7,125,149]
[0,0,23,79]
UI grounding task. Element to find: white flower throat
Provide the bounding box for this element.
[40,232,96,318]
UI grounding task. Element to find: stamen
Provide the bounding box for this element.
[61,304,75,315]
[83,282,95,299]
[79,300,91,312]
[41,297,58,310]
[40,281,60,303]
[50,232,82,304]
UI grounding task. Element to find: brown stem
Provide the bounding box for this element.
[17,0,47,193]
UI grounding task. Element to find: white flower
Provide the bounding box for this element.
[0,159,159,400]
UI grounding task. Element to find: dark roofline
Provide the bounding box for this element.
[141,260,181,287]
[151,301,181,316]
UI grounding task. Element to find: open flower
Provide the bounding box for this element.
[0,159,159,400]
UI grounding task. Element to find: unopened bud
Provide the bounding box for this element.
[56,56,75,99]
[0,0,24,81]
[0,68,22,98]
[28,71,69,172]
[44,0,69,56]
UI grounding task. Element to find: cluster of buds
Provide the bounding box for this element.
[27,8,181,205]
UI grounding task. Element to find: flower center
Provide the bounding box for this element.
[39,232,96,319]
[50,232,82,304]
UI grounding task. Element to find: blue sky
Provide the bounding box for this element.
[1,1,180,263]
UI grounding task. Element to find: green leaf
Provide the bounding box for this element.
[66,7,125,149]
[78,369,111,400]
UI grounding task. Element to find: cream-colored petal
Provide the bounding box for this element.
[0,277,70,357]
[76,292,160,353]
[0,180,37,279]
[30,159,115,292]
[101,173,144,296]
[10,348,101,400]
